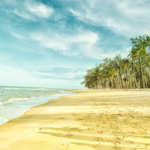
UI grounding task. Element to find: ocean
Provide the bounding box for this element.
[0,86,72,125]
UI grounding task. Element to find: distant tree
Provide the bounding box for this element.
[81,35,150,89]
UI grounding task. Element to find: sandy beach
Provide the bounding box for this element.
[0,89,150,150]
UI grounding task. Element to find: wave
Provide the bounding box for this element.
[0,117,8,125]
[4,87,62,91]
[0,92,73,126]
[0,97,29,105]
[0,87,65,105]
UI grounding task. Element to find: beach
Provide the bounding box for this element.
[0,89,150,150]
[0,86,69,125]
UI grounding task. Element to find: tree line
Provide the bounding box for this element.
[81,35,150,89]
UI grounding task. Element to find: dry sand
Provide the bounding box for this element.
[0,89,150,150]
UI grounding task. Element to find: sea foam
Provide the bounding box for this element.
[0,86,72,126]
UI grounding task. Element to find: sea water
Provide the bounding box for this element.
[0,86,72,125]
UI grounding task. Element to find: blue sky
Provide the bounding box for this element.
[0,0,150,89]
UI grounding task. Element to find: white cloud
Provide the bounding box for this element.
[30,33,68,51]
[2,0,142,60]
[14,9,34,20]
[2,0,54,20]
[10,31,24,39]
[29,30,99,58]
[78,33,98,45]
[99,47,131,59]
[26,1,53,18]
[29,28,128,60]
[29,68,86,80]
[68,0,150,37]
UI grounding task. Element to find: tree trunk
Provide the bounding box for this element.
[107,78,109,89]
[117,71,120,89]
[139,56,144,88]
[119,68,124,88]
[125,69,128,89]
[132,61,138,88]
[145,76,147,88]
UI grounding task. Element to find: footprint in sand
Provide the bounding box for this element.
[58,117,65,120]
[66,134,74,138]
[58,141,70,146]
[91,142,100,148]
[38,125,53,130]
[113,141,124,150]
[78,129,82,132]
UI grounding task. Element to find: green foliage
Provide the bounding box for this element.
[81,35,150,89]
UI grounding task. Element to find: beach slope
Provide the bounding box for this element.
[0,89,150,150]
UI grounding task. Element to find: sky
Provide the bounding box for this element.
[0,0,150,89]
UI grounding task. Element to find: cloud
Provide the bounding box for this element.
[26,1,53,18]
[2,0,144,88]
[10,31,24,39]
[28,67,87,80]
[14,9,34,20]
[1,0,54,20]
[29,29,99,59]
[29,28,130,60]
[1,0,148,61]
[67,0,150,37]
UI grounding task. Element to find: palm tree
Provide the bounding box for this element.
[130,36,146,88]
[81,34,150,89]
[145,35,150,57]
[128,47,138,88]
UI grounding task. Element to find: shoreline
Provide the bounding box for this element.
[0,89,150,150]
[0,91,74,126]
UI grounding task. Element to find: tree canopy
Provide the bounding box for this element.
[81,35,150,89]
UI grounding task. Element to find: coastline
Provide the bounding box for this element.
[0,89,150,150]
[0,90,73,126]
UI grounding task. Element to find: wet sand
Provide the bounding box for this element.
[0,89,150,150]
